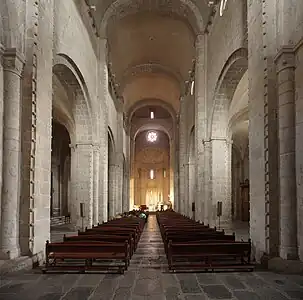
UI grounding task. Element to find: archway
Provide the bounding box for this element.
[108,130,116,219]
[50,121,71,225]
[133,130,171,211]
[52,56,94,230]
[209,48,248,228]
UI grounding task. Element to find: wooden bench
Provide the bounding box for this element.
[167,240,253,272]
[64,234,135,256]
[84,227,139,249]
[42,240,130,274]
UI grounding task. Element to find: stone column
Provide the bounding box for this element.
[98,38,108,223]
[188,162,195,219]
[210,138,232,228]
[183,162,189,216]
[99,131,108,222]
[129,136,135,210]
[275,47,298,260]
[203,141,211,225]
[115,163,123,214]
[108,163,116,219]
[93,145,100,225]
[172,139,179,211]
[70,143,93,229]
[0,45,4,229]
[51,161,60,217]
[195,34,207,222]
[0,48,24,259]
[179,96,187,215]
[123,165,130,212]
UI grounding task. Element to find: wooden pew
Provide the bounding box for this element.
[42,240,130,274]
[64,234,135,256]
[156,211,254,273]
[167,240,253,272]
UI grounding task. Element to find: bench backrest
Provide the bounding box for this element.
[169,241,250,255]
[166,234,235,242]
[46,241,128,254]
[64,234,129,242]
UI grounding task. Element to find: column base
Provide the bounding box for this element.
[268,257,303,274]
[0,248,20,260]
[280,246,299,261]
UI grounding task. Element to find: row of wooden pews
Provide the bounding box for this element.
[157,211,254,272]
[42,216,145,274]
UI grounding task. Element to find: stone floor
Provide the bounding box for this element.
[1,215,303,300]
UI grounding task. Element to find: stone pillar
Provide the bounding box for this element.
[203,141,211,225]
[70,143,93,229]
[123,165,130,212]
[108,163,116,219]
[93,145,100,225]
[98,38,109,223]
[115,162,123,214]
[0,48,24,259]
[275,47,298,260]
[195,34,207,222]
[188,162,195,219]
[172,139,178,211]
[179,96,187,215]
[210,139,232,228]
[99,131,108,222]
[0,45,4,229]
[129,136,135,210]
[184,162,189,216]
[51,161,60,217]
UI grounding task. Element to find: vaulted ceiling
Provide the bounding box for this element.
[88,0,210,114]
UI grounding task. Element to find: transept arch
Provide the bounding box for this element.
[128,98,177,126]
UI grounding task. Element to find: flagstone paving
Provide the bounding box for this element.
[1,215,303,300]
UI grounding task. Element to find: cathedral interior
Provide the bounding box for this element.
[0,0,303,299]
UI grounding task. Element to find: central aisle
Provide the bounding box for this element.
[1,215,301,300]
[129,214,167,271]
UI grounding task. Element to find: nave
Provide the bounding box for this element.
[1,215,303,300]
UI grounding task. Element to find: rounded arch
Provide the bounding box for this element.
[134,124,171,142]
[227,107,249,140]
[100,0,205,38]
[209,48,248,139]
[52,54,94,144]
[128,98,177,125]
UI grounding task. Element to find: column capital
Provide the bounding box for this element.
[274,46,295,73]
[2,48,25,77]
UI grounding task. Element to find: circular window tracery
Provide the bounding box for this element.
[147,131,158,143]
